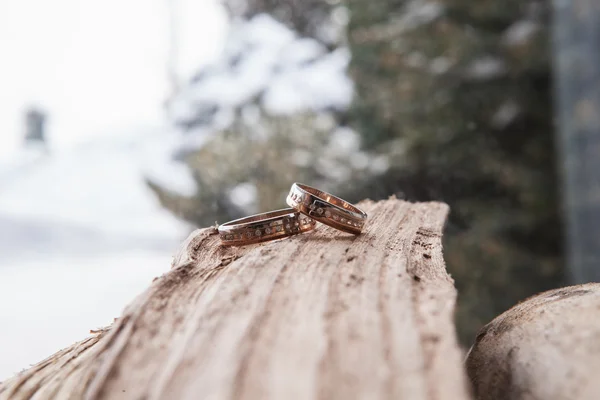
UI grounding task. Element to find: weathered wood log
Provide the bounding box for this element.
[0,198,470,400]
[466,283,600,400]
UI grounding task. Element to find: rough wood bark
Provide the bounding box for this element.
[466,283,600,400]
[0,198,470,400]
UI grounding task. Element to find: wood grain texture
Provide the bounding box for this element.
[466,283,600,400]
[0,198,470,400]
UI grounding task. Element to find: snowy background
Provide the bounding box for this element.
[0,0,225,379]
[0,0,354,380]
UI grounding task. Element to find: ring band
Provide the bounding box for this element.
[286,183,367,234]
[219,208,316,246]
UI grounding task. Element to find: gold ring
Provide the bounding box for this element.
[218,208,316,246]
[286,183,367,234]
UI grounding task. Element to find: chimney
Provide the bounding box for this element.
[24,107,47,146]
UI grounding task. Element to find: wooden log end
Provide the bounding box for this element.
[466,283,600,400]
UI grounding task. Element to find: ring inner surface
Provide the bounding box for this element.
[296,184,365,217]
[220,209,296,229]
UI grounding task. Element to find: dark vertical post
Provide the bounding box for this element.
[554,0,600,282]
[24,107,47,145]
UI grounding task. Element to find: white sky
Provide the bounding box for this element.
[0,0,227,157]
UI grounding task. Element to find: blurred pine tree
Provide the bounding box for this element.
[345,0,564,341]
[148,1,365,228]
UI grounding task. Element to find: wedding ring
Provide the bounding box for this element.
[219,208,316,246]
[286,183,367,234]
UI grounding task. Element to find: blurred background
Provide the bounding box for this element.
[1,0,598,380]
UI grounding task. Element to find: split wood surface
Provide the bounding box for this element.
[0,198,470,400]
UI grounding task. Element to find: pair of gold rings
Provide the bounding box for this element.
[218,183,368,246]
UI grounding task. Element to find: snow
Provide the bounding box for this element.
[180,15,299,109]
[170,14,353,127]
[369,155,391,175]
[263,48,353,114]
[430,57,453,75]
[170,0,229,81]
[137,130,201,198]
[465,57,507,81]
[502,20,540,47]
[401,0,444,30]
[327,127,362,155]
[0,130,194,237]
[0,128,195,380]
[331,6,351,27]
[0,250,174,379]
[491,101,520,129]
[228,182,258,212]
